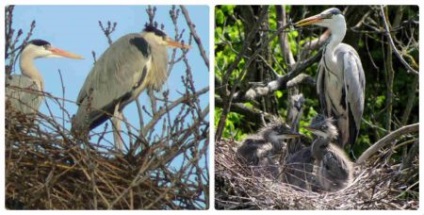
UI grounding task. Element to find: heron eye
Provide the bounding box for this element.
[43,44,51,49]
[325,14,333,19]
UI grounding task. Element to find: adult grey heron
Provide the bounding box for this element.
[71,25,190,151]
[6,39,83,115]
[305,115,353,192]
[295,8,365,153]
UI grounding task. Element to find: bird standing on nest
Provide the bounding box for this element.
[295,8,365,156]
[306,115,353,192]
[6,39,83,115]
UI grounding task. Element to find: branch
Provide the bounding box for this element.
[215,96,271,122]
[237,50,321,101]
[356,123,419,164]
[98,20,117,45]
[180,5,209,70]
[380,6,418,75]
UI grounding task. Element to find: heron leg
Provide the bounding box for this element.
[112,104,124,151]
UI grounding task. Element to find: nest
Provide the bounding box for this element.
[215,140,419,210]
[6,108,207,209]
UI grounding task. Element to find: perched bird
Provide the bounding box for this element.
[295,8,365,153]
[72,25,190,150]
[6,39,83,115]
[306,115,353,192]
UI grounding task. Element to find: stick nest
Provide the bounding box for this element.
[215,140,418,210]
[6,110,207,209]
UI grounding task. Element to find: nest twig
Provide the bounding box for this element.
[215,140,418,210]
[6,105,208,209]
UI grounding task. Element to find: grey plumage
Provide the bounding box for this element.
[281,94,318,190]
[296,8,365,150]
[307,115,353,192]
[283,147,318,191]
[6,75,42,116]
[6,39,82,117]
[71,25,190,150]
[236,120,300,166]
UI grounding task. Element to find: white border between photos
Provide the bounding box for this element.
[1,0,422,214]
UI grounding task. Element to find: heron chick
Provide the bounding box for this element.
[306,115,353,192]
[236,120,301,166]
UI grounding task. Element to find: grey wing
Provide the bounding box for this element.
[73,33,151,131]
[6,75,43,115]
[337,44,365,147]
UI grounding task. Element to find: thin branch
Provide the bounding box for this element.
[180,5,209,70]
[380,6,418,75]
[357,123,419,164]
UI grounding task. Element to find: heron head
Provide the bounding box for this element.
[143,24,191,49]
[305,114,338,139]
[22,39,83,60]
[261,120,302,142]
[295,7,345,29]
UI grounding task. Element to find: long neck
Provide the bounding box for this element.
[311,137,330,161]
[323,20,346,66]
[20,52,44,91]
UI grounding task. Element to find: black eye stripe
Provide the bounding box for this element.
[143,24,167,37]
[29,39,51,47]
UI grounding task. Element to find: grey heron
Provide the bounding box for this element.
[6,39,83,115]
[281,94,317,190]
[72,25,190,151]
[237,120,301,166]
[283,146,317,191]
[305,114,353,192]
[295,8,365,153]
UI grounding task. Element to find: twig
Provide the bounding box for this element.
[180,5,209,70]
[357,123,419,164]
[380,6,418,75]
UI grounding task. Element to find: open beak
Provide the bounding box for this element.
[295,14,324,27]
[304,126,320,133]
[48,47,84,59]
[166,37,191,49]
[283,131,302,139]
[304,126,327,137]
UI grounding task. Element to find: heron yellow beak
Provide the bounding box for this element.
[49,47,84,59]
[304,126,317,131]
[166,37,191,49]
[295,14,324,27]
[284,131,302,138]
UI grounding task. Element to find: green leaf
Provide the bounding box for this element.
[275,90,283,98]
[216,10,224,25]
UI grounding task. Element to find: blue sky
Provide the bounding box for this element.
[9,5,210,147]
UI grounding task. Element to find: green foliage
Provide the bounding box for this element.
[215,6,419,157]
[215,108,245,140]
[215,6,245,84]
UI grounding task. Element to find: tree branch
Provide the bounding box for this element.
[357,123,419,164]
[380,6,418,75]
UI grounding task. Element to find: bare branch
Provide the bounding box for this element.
[357,123,419,164]
[380,6,418,75]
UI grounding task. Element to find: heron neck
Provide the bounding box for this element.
[20,53,44,91]
[324,21,346,64]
